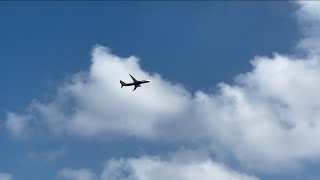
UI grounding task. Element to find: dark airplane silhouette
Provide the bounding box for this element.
[120,74,150,91]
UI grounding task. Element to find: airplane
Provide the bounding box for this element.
[120,74,150,91]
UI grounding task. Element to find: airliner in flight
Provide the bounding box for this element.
[120,74,150,91]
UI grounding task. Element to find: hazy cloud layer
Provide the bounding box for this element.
[26,146,66,162]
[58,168,97,180]
[58,154,258,180]
[5,112,32,138]
[0,173,12,180]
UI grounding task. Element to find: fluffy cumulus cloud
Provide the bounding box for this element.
[295,1,320,53]
[58,154,258,180]
[5,0,320,176]
[200,53,320,172]
[0,173,12,180]
[5,46,192,139]
[8,45,320,172]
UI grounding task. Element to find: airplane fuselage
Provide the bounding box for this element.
[122,80,150,87]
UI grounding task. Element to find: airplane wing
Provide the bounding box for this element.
[129,74,138,83]
[133,85,138,91]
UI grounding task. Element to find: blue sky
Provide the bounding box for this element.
[2,2,320,180]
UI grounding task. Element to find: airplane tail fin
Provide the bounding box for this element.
[120,80,126,88]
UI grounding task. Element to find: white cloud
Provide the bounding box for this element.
[9,45,320,173]
[101,157,258,180]
[198,53,320,172]
[58,154,258,180]
[0,173,12,180]
[6,1,320,175]
[9,46,192,139]
[4,112,32,137]
[26,145,66,162]
[58,168,97,180]
[295,1,320,53]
